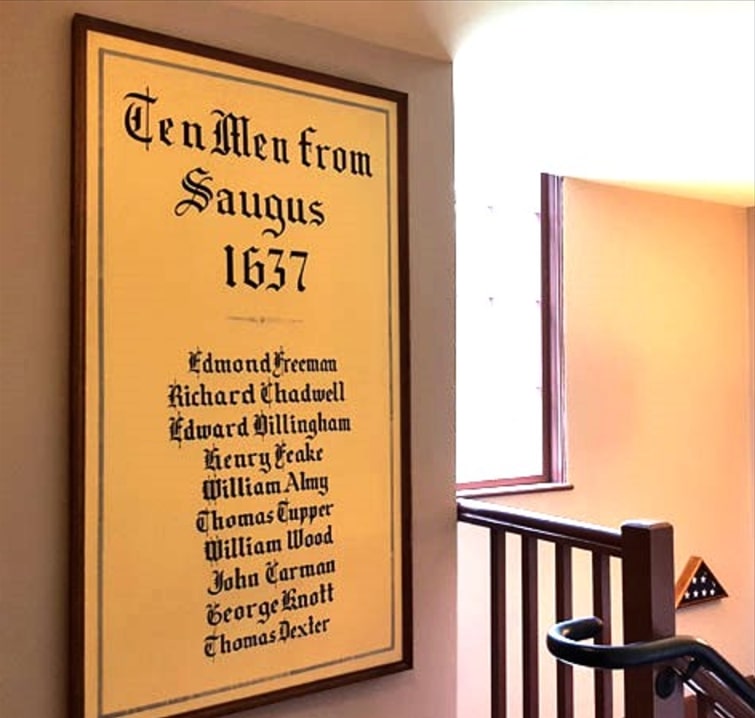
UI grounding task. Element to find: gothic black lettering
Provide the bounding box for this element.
[169,414,249,445]
[286,524,334,550]
[204,535,283,562]
[172,167,325,238]
[298,126,372,177]
[284,471,329,496]
[173,166,213,217]
[265,558,336,586]
[273,441,325,470]
[254,411,352,440]
[259,380,345,405]
[204,629,276,658]
[195,508,274,533]
[275,499,334,526]
[206,597,279,626]
[208,566,260,595]
[203,445,272,474]
[188,349,337,376]
[123,89,157,148]
[168,382,256,408]
[201,474,281,500]
[277,615,331,643]
[280,582,335,612]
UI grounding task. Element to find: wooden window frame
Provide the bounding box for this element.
[456,173,566,495]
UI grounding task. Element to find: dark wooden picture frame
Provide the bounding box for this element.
[70,14,411,718]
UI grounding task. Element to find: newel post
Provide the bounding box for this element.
[621,521,684,718]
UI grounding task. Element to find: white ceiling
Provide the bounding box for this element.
[227,0,754,206]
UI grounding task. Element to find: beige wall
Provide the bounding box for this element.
[458,180,755,717]
[0,2,456,717]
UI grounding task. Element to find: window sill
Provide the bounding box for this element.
[456,481,573,499]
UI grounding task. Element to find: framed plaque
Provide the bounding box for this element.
[70,14,411,718]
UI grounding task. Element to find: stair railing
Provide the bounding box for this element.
[457,497,684,717]
[547,616,755,717]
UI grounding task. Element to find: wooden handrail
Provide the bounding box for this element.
[457,498,622,555]
[678,660,755,718]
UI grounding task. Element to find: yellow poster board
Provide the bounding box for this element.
[70,15,411,718]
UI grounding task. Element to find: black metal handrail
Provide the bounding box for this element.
[547,616,755,709]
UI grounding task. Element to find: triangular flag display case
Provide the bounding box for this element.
[675,556,729,609]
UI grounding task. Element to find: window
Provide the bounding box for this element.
[456,173,565,493]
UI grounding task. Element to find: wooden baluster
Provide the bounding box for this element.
[522,535,539,718]
[491,530,507,718]
[592,552,613,718]
[621,521,683,718]
[555,544,573,718]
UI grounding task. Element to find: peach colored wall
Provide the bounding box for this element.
[748,206,755,645]
[0,3,456,718]
[458,180,755,717]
